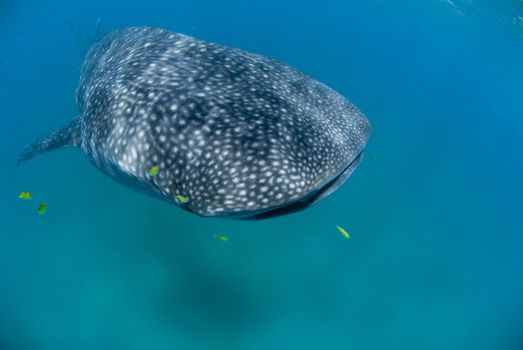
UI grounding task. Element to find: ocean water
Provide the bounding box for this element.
[1,0,522,349]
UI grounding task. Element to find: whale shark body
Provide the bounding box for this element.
[18,27,371,219]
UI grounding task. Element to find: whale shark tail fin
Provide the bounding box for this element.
[17,116,82,166]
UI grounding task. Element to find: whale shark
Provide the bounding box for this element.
[18,26,371,219]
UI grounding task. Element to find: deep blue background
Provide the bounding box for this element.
[1,1,522,349]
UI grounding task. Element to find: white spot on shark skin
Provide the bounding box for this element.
[23,26,370,220]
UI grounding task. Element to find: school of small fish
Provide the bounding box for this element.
[20,179,354,240]
[19,191,48,214]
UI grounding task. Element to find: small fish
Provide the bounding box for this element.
[176,194,188,203]
[18,192,32,200]
[148,165,159,177]
[213,234,229,241]
[337,225,351,240]
[37,203,47,215]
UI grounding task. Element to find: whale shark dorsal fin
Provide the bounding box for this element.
[17,116,82,166]
[94,17,103,41]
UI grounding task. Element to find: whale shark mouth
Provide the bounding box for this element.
[236,151,365,220]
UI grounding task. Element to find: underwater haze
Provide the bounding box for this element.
[1,0,523,349]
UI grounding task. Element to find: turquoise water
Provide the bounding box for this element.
[1,0,523,349]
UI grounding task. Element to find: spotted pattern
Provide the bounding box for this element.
[75,27,371,217]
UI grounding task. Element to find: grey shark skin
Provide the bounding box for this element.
[18,27,371,219]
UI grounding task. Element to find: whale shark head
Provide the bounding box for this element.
[18,27,371,220]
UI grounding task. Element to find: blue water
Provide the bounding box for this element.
[1,0,523,349]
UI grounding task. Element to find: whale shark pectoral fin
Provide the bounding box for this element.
[17,116,82,166]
